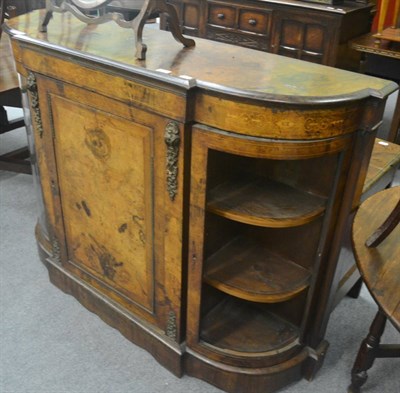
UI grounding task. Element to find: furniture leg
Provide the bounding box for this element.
[39,10,53,32]
[132,0,195,59]
[0,105,7,126]
[388,92,400,144]
[347,278,363,299]
[348,309,387,393]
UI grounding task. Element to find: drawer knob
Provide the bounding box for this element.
[249,18,257,26]
[217,13,225,20]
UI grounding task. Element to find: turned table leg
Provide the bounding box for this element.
[348,309,387,393]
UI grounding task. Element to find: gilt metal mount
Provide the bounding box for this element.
[40,0,195,59]
[164,121,180,201]
[26,72,44,138]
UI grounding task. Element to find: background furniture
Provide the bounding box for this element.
[349,186,400,392]
[39,1,194,59]
[332,138,400,310]
[161,0,375,69]
[0,0,31,174]
[2,0,45,15]
[351,33,400,143]
[4,9,397,393]
[0,0,45,175]
[351,0,400,143]
[373,0,399,40]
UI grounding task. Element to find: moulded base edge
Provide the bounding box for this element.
[184,345,312,393]
[35,224,184,377]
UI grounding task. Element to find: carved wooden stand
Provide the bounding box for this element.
[40,0,195,59]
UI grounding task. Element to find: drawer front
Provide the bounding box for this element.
[208,4,236,28]
[239,10,270,34]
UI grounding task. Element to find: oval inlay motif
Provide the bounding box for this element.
[85,128,111,160]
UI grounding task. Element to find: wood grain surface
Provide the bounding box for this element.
[352,186,400,331]
[5,10,397,102]
[204,236,311,303]
[207,177,326,227]
[5,9,398,393]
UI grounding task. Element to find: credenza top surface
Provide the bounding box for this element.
[5,10,397,104]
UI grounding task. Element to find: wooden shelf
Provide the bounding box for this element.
[200,297,299,354]
[373,27,400,44]
[207,178,326,227]
[204,236,311,303]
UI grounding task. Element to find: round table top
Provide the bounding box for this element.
[352,186,400,331]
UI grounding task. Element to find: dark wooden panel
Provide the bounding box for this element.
[272,10,335,64]
[183,2,200,28]
[161,0,374,68]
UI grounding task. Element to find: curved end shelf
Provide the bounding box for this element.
[207,178,326,228]
[204,236,311,303]
[200,297,300,354]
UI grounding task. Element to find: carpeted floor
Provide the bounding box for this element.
[1,113,399,393]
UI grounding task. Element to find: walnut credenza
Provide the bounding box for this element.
[5,10,397,393]
[161,0,374,69]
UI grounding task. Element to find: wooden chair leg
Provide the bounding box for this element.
[347,278,363,299]
[0,105,7,125]
[348,309,387,393]
[387,92,400,144]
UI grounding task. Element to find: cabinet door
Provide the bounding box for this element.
[271,10,340,65]
[34,75,185,341]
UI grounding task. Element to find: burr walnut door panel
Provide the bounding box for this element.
[35,76,185,337]
[53,96,155,310]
